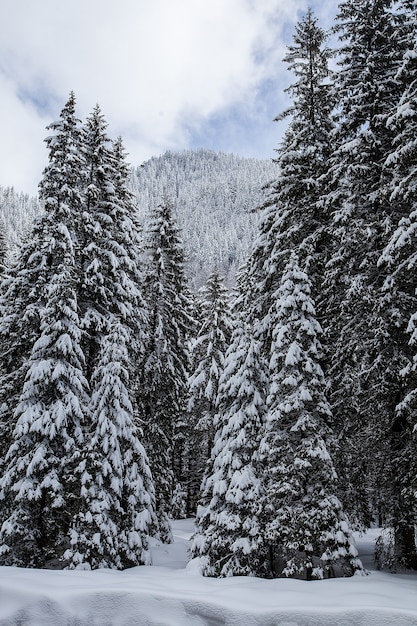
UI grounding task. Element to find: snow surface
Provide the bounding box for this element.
[0,521,416,625]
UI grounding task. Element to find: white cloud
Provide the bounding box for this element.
[0,0,336,194]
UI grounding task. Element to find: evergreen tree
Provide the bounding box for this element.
[0,260,88,567]
[323,0,417,562]
[375,1,417,569]
[138,198,192,539]
[65,106,157,567]
[0,95,158,569]
[0,93,84,471]
[245,8,334,381]
[79,108,148,407]
[253,7,333,295]
[259,255,361,579]
[0,94,87,566]
[187,271,233,515]
[193,9,360,580]
[65,321,157,569]
[192,321,268,577]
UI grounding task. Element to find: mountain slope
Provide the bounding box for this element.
[1,150,277,287]
[129,149,277,287]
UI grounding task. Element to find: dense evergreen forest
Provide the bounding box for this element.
[0,0,416,577]
[0,150,276,289]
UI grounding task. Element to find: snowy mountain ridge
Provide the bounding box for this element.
[0,149,277,288]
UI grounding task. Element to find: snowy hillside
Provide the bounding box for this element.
[0,150,276,288]
[0,186,40,252]
[129,149,277,287]
[0,520,416,626]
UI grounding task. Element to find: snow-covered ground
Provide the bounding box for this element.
[0,520,416,625]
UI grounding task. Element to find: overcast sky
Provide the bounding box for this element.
[0,0,338,195]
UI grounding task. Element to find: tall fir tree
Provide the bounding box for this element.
[375,0,417,569]
[246,8,334,371]
[259,255,362,579]
[0,93,84,472]
[193,9,359,580]
[253,7,333,297]
[0,93,88,565]
[187,270,233,515]
[138,198,193,540]
[192,320,268,577]
[79,106,146,376]
[323,0,417,568]
[0,95,158,569]
[0,94,88,566]
[67,106,157,567]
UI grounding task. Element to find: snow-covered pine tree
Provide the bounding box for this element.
[80,106,124,371]
[192,10,359,580]
[64,106,157,566]
[259,254,362,579]
[138,197,193,539]
[245,8,334,371]
[192,320,268,577]
[323,0,415,541]
[0,93,89,566]
[375,0,417,569]
[79,106,148,396]
[1,95,158,569]
[0,249,88,567]
[65,320,157,569]
[260,7,333,288]
[187,270,233,515]
[0,93,84,473]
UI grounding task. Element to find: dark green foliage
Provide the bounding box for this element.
[138,198,193,540]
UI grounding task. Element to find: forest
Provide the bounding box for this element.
[0,0,416,582]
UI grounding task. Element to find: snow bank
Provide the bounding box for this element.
[0,522,416,625]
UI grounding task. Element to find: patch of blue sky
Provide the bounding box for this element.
[186,73,291,160]
[16,84,60,118]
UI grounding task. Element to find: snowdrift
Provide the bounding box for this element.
[0,521,416,625]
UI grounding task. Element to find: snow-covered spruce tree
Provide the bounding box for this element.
[259,255,362,579]
[65,106,157,566]
[65,320,157,569]
[187,270,233,515]
[323,0,416,541]
[0,93,89,566]
[192,10,359,580]
[79,106,146,376]
[1,95,158,569]
[192,319,268,577]
[0,93,84,472]
[0,255,88,567]
[138,197,193,539]
[244,9,334,383]
[375,2,417,569]
[257,8,333,291]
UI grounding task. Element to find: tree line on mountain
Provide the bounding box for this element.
[0,0,416,576]
[0,150,275,292]
[129,149,276,288]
